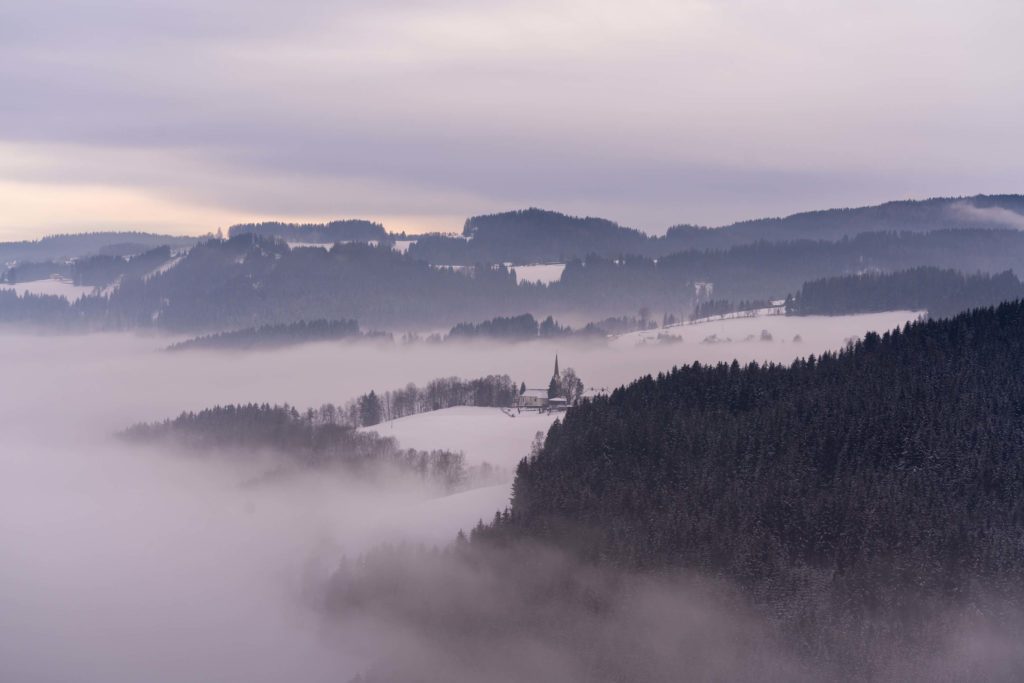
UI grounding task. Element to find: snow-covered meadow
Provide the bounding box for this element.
[0,277,96,300]
[363,406,556,471]
[510,263,565,284]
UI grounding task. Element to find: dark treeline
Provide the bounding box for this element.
[409,208,653,264]
[788,267,1024,319]
[166,319,382,351]
[122,403,469,491]
[350,375,519,427]
[448,313,545,340]
[2,259,72,284]
[0,288,108,327]
[444,313,637,341]
[227,219,388,243]
[692,298,773,320]
[447,313,579,341]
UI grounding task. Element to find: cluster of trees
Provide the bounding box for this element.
[0,288,108,327]
[227,220,388,243]
[691,298,773,320]
[2,260,72,284]
[474,301,1024,667]
[787,266,1024,319]
[122,403,468,491]
[446,313,582,341]
[448,313,547,341]
[349,375,520,427]
[408,208,654,264]
[547,364,584,404]
[166,319,384,351]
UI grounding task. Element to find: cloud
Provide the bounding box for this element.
[951,200,1024,230]
[1,0,1023,236]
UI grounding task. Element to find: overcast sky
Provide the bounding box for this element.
[1,0,1021,239]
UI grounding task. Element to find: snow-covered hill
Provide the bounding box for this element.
[361,405,558,470]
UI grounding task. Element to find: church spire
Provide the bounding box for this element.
[553,354,559,379]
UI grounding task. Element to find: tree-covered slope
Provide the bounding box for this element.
[665,193,1024,250]
[406,195,1024,264]
[106,234,535,331]
[788,267,1024,319]
[504,302,1024,603]
[0,231,196,266]
[227,219,388,243]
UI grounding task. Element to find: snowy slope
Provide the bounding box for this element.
[609,310,922,350]
[0,278,95,300]
[510,263,565,284]
[361,406,558,470]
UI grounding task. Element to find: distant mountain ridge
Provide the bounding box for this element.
[0,231,197,267]
[405,195,1024,264]
[671,193,1024,247]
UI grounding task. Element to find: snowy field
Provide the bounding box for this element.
[510,263,565,284]
[610,310,920,352]
[286,240,379,250]
[363,406,557,470]
[0,277,96,300]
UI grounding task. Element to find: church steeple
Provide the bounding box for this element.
[548,354,561,399]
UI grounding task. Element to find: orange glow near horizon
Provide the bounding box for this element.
[0,181,464,241]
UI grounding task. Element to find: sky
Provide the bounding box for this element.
[1,0,1022,240]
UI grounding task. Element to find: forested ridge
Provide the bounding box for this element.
[407,196,1024,264]
[496,301,1024,616]
[788,266,1024,319]
[167,318,376,350]
[0,231,196,266]
[6,201,1024,333]
[122,403,471,491]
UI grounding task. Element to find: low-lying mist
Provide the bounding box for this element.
[0,310,927,681]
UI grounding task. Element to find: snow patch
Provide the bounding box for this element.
[360,406,558,471]
[0,278,96,300]
[508,263,566,285]
[145,255,184,281]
